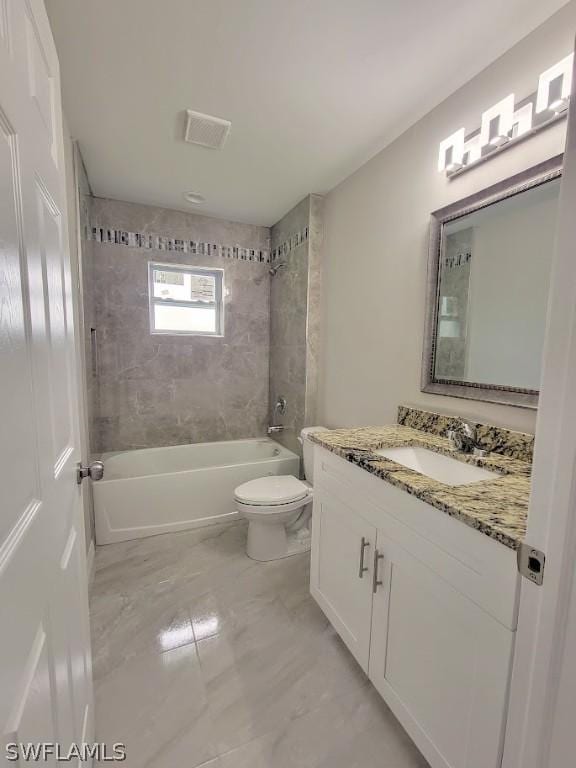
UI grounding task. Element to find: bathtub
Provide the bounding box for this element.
[93,438,300,544]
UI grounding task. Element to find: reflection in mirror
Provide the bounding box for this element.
[435,180,559,390]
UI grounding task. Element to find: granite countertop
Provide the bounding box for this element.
[310,424,531,551]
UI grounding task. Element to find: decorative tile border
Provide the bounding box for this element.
[443,250,472,270]
[87,224,311,266]
[270,227,309,262]
[88,226,271,263]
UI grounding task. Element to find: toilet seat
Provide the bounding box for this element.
[236,496,311,518]
[234,475,309,506]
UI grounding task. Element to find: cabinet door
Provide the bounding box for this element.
[310,488,375,671]
[369,531,514,768]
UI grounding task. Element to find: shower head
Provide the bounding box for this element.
[269,262,287,276]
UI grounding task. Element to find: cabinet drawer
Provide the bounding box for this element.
[314,446,520,630]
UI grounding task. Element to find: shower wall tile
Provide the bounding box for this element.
[90,197,270,251]
[269,195,324,455]
[88,198,270,453]
[305,195,325,428]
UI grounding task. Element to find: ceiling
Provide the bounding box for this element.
[46,0,568,226]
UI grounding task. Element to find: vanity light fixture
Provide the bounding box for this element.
[438,53,574,178]
[536,56,573,113]
[511,103,534,139]
[462,134,482,166]
[481,94,514,148]
[438,129,465,173]
[550,97,569,114]
[489,135,509,148]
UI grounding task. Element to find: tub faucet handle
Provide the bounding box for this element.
[274,396,287,415]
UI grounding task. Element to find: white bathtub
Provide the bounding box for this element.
[93,438,300,544]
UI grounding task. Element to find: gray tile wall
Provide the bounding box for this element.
[305,195,324,428]
[269,195,324,455]
[86,198,271,453]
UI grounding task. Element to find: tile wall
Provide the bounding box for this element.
[86,198,271,452]
[269,195,324,454]
[83,194,323,456]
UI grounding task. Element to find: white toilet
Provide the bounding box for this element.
[234,427,327,561]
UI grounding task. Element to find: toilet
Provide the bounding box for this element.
[234,427,327,561]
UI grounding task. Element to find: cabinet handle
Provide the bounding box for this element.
[358,537,370,578]
[372,549,384,593]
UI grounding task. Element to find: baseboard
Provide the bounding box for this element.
[86,539,95,587]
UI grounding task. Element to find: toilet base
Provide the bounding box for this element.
[246,520,311,562]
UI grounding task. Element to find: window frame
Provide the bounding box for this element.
[148,262,225,337]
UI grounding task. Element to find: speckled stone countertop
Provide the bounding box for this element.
[310,411,533,551]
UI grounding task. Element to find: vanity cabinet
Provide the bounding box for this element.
[310,488,376,671]
[310,446,520,768]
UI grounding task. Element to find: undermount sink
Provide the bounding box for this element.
[373,446,500,486]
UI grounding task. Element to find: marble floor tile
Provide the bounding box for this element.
[95,643,216,768]
[333,686,430,768]
[91,521,429,768]
[90,578,196,680]
[216,686,428,768]
[196,604,369,753]
[190,588,293,643]
[93,522,250,598]
[188,555,301,642]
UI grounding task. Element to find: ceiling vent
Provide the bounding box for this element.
[184,109,231,150]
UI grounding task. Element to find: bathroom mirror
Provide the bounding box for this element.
[422,154,562,408]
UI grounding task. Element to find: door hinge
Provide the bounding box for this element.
[517,543,546,586]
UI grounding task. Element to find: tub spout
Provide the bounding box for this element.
[267,425,284,434]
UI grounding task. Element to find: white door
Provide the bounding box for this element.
[0,0,93,762]
[502,43,576,768]
[310,488,375,671]
[369,531,513,768]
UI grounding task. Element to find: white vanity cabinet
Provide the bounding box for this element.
[310,486,376,671]
[310,446,520,768]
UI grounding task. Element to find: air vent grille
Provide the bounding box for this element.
[184,109,231,149]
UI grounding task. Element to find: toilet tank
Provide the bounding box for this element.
[300,427,328,484]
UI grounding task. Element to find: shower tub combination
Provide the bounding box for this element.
[93,438,300,544]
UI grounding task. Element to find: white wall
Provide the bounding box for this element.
[318,2,576,434]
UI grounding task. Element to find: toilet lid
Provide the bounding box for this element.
[235,475,309,505]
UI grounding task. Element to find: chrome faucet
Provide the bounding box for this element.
[268,396,287,435]
[447,420,487,456]
[274,396,287,416]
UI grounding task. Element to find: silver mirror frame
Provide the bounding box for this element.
[421,154,563,409]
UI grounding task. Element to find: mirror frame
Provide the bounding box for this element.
[421,153,563,409]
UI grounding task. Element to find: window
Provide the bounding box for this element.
[148,263,224,336]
